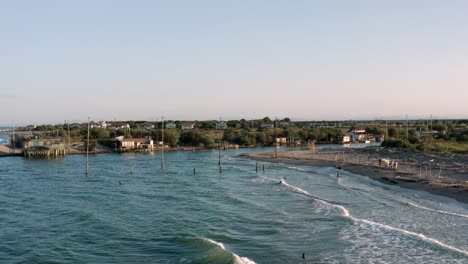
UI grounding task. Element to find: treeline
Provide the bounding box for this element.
[19,118,468,152]
[378,121,468,153]
[23,125,346,148]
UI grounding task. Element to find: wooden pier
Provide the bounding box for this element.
[23,145,66,158]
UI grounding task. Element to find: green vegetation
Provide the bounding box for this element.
[379,119,468,153]
[13,118,468,153]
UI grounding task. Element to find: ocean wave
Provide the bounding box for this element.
[269,179,468,257]
[407,202,468,219]
[203,238,257,264]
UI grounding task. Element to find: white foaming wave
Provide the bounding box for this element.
[204,238,226,250]
[407,202,468,219]
[255,175,278,184]
[351,217,468,257]
[203,238,257,264]
[275,180,468,257]
[233,255,257,264]
[280,179,331,203]
[281,181,310,196]
[286,165,305,171]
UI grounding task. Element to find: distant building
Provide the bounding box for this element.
[346,130,372,142]
[91,121,107,129]
[107,123,130,130]
[274,137,287,144]
[180,123,194,130]
[117,138,153,151]
[338,136,351,144]
[166,123,177,129]
[215,122,228,130]
[260,123,275,129]
[137,122,155,130]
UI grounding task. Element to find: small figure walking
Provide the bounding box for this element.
[379,158,382,167]
[302,253,306,260]
[336,170,340,178]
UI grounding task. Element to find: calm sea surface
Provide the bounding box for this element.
[1,147,467,263]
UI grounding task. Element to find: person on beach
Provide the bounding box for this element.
[379,158,382,167]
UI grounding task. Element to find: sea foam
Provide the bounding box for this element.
[407,202,468,219]
[272,179,468,257]
[203,238,257,264]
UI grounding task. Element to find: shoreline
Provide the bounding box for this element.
[239,150,468,204]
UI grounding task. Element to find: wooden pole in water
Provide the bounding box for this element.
[161,116,165,170]
[274,117,278,159]
[67,120,71,155]
[10,120,16,154]
[218,139,221,166]
[86,117,90,175]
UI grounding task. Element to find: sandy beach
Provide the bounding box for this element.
[240,147,468,204]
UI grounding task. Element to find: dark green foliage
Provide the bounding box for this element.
[381,139,412,149]
[90,128,110,139]
[184,129,212,147]
[387,127,400,138]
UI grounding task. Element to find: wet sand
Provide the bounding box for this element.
[240,149,468,204]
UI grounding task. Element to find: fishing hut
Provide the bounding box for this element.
[23,139,66,158]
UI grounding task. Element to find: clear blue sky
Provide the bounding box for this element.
[1,1,467,125]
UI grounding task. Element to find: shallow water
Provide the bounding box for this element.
[0,148,467,263]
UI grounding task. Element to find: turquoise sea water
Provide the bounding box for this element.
[0,131,10,145]
[0,148,467,263]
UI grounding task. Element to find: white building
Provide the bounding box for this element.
[260,123,275,129]
[137,122,155,130]
[181,123,194,130]
[117,138,153,150]
[346,130,372,142]
[215,122,228,130]
[166,123,177,129]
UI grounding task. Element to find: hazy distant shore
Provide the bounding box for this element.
[240,148,468,204]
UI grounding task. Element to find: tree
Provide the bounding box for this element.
[256,131,269,145]
[223,129,240,142]
[239,131,256,146]
[387,127,399,138]
[116,128,131,138]
[184,129,212,147]
[164,129,180,146]
[90,128,110,139]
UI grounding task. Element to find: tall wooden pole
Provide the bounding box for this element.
[274,117,278,158]
[218,139,221,166]
[67,120,71,155]
[86,117,90,175]
[11,120,15,153]
[161,116,165,169]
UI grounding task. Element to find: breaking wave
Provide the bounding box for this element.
[270,178,468,257]
[203,238,257,264]
[407,202,468,219]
